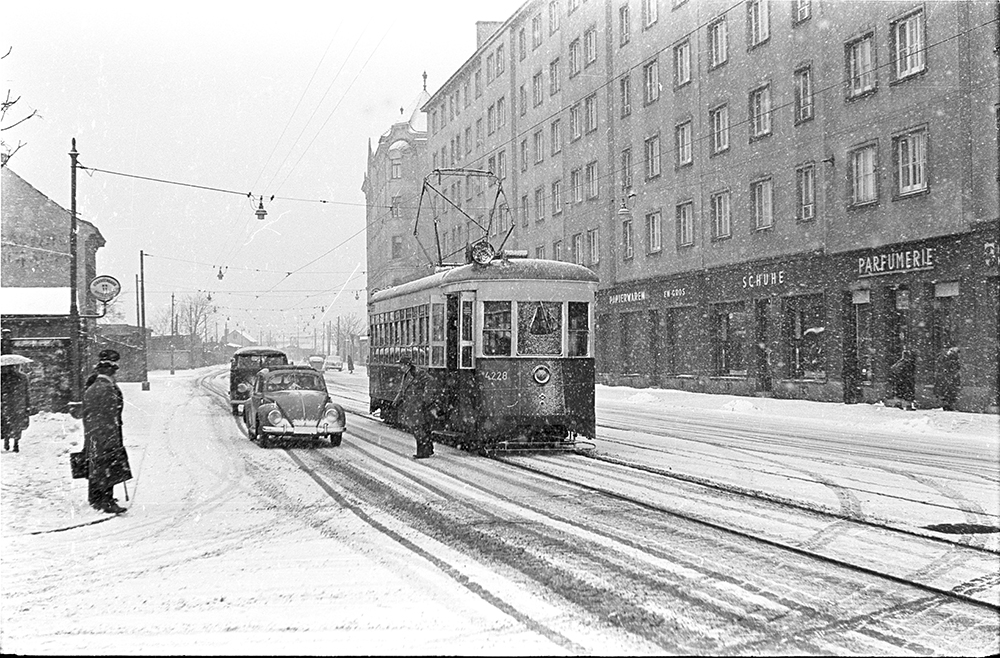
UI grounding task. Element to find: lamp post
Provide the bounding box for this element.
[140,250,150,390]
[68,139,81,417]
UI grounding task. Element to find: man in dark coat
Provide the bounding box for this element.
[83,351,131,513]
[889,347,917,410]
[2,364,30,452]
[394,356,435,458]
[934,346,961,411]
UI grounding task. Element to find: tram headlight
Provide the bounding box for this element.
[470,240,496,265]
[532,364,551,385]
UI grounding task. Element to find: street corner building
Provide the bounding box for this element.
[363,0,999,413]
[1,164,106,412]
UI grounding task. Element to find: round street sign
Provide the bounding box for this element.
[89,275,121,303]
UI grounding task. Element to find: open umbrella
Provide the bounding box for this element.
[0,354,33,367]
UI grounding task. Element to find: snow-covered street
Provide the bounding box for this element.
[2,367,998,655]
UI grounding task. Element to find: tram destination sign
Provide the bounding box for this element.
[858,246,935,278]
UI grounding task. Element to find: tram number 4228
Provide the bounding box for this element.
[482,370,509,382]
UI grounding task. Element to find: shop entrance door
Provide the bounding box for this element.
[754,299,772,393]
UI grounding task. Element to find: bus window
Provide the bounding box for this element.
[568,301,590,357]
[517,301,562,355]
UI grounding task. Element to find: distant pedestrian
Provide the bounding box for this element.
[347,354,354,374]
[2,363,31,452]
[394,355,435,458]
[889,347,917,410]
[934,346,961,411]
[83,350,131,513]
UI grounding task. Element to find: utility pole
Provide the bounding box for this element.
[170,292,175,375]
[68,139,81,417]
[140,250,149,390]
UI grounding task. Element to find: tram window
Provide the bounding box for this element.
[568,301,590,357]
[517,301,563,355]
[432,303,445,341]
[461,300,474,342]
[483,301,513,356]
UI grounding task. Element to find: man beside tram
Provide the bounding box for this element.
[394,355,437,459]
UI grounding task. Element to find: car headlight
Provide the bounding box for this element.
[266,409,285,426]
[323,407,342,424]
[237,382,251,393]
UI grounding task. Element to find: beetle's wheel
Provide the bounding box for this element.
[330,432,343,447]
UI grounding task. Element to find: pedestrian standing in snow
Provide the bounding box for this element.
[394,355,435,459]
[934,346,961,411]
[83,350,131,513]
[347,354,354,374]
[2,364,31,452]
[889,347,917,410]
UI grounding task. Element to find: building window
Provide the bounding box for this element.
[793,0,811,24]
[674,39,691,87]
[533,130,544,163]
[619,4,631,46]
[646,210,662,253]
[519,84,527,116]
[553,240,562,260]
[784,294,826,379]
[586,161,599,198]
[549,58,561,94]
[708,17,728,70]
[620,74,632,117]
[391,235,403,259]
[551,119,563,155]
[712,302,748,376]
[642,0,658,28]
[751,177,773,230]
[584,94,598,133]
[572,233,584,265]
[391,196,402,220]
[569,0,580,13]
[534,187,545,221]
[676,201,694,246]
[475,69,482,98]
[476,119,483,148]
[497,149,507,180]
[893,11,925,80]
[390,159,401,179]
[895,128,927,195]
[796,163,816,221]
[794,66,814,123]
[497,96,506,128]
[532,15,543,48]
[644,133,661,179]
[496,45,505,77]
[571,167,583,202]
[521,194,529,225]
[570,103,582,140]
[710,104,729,154]
[675,120,693,167]
[749,84,772,139]
[520,139,528,172]
[710,190,731,239]
[486,54,495,83]
[569,39,581,77]
[849,142,878,206]
[643,59,659,104]
[551,179,563,215]
[621,148,633,191]
[487,104,496,135]
[747,0,770,47]
[622,218,634,259]
[584,26,598,65]
[535,245,546,259]
[549,1,561,32]
[533,71,544,107]
[465,127,472,155]
[519,27,527,61]
[846,33,876,98]
[588,228,600,265]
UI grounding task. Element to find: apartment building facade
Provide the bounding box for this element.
[383,0,999,411]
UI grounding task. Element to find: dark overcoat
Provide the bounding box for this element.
[1,367,30,435]
[395,367,443,432]
[83,374,132,488]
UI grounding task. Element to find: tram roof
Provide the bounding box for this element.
[370,258,598,304]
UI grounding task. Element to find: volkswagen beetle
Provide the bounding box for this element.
[243,365,346,448]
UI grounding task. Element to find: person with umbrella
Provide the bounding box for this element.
[1,353,32,452]
[83,349,132,513]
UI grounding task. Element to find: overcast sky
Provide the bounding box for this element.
[3,0,524,341]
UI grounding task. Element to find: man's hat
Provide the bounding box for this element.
[398,355,412,365]
[98,349,121,362]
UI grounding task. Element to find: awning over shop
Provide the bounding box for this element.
[0,287,71,316]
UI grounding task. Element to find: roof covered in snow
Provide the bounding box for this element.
[0,287,72,315]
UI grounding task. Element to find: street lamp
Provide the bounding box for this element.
[255,198,267,221]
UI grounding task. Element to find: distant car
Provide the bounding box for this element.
[243,365,345,448]
[229,347,288,415]
[307,355,325,371]
[323,356,344,371]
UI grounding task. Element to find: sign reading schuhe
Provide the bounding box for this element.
[857,246,935,278]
